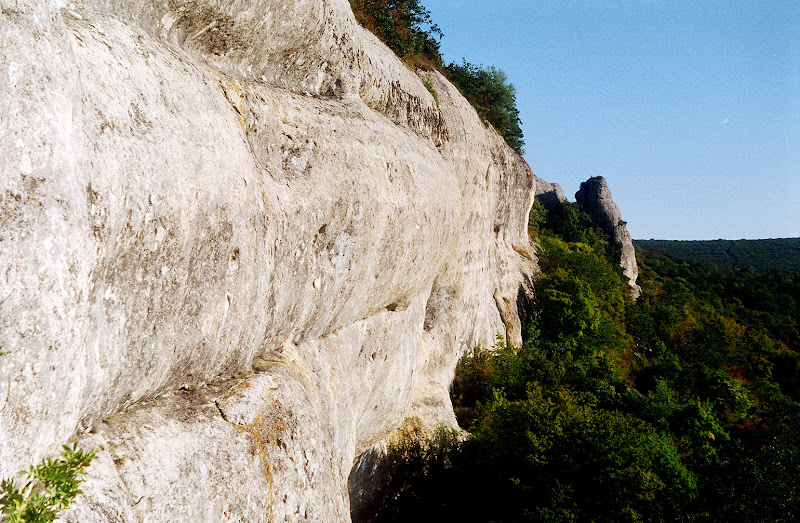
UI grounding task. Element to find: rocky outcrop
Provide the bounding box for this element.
[533,176,566,216]
[575,176,641,298]
[0,0,542,519]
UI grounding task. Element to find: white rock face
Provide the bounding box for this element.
[0,0,540,519]
[575,176,641,299]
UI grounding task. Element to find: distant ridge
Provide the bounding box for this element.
[633,238,800,271]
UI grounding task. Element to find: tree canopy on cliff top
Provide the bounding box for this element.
[349,0,525,155]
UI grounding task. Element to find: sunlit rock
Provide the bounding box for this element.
[575,176,641,298]
[0,0,544,519]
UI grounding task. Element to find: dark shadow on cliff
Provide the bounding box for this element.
[348,423,472,523]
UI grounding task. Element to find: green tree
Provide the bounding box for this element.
[1,444,96,522]
[445,60,525,154]
[349,0,442,64]
[374,199,800,521]
[537,273,601,349]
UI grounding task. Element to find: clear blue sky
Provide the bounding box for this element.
[423,0,800,240]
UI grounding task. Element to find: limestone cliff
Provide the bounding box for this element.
[0,0,541,520]
[575,176,641,298]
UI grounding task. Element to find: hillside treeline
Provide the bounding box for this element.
[634,238,800,271]
[369,202,800,522]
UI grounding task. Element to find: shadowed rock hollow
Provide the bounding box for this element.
[1,0,545,520]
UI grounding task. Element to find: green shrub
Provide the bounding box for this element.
[370,421,462,522]
[468,385,697,522]
[444,60,525,155]
[420,76,438,106]
[349,0,442,65]
[0,444,96,522]
[349,1,526,154]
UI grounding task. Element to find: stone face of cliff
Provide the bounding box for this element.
[0,0,539,519]
[533,176,566,216]
[575,176,641,298]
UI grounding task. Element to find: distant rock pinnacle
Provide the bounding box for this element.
[575,176,641,299]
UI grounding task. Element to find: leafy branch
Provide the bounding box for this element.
[350,0,442,65]
[0,444,96,522]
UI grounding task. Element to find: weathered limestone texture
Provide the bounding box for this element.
[0,0,546,519]
[575,176,641,298]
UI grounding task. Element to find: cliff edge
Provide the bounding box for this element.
[1,0,542,520]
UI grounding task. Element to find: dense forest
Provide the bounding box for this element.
[634,238,800,271]
[368,201,800,522]
[344,3,800,519]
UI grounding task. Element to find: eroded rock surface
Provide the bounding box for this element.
[575,176,641,298]
[1,0,543,520]
[533,176,566,216]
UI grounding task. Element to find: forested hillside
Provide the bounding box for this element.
[634,238,800,270]
[369,202,800,522]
